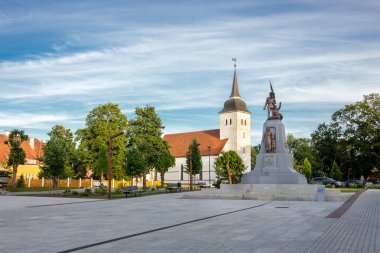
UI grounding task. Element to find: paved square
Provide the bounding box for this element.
[0,190,379,253]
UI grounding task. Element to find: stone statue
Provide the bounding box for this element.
[263,82,283,120]
[271,129,276,152]
[265,127,273,153]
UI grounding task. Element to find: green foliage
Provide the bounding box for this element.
[156,141,175,187]
[214,150,245,184]
[4,129,28,189]
[330,161,342,181]
[251,145,259,170]
[95,185,108,195]
[95,147,108,180]
[63,189,71,195]
[72,190,79,195]
[114,187,123,194]
[125,147,146,181]
[76,103,128,180]
[16,174,26,188]
[128,106,165,188]
[185,139,203,175]
[303,157,312,182]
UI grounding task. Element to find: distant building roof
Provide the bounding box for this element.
[0,134,44,165]
[163,129,228,158]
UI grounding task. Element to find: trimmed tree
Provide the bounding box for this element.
[95,147,108,182]
[330,160,342,181]
[4,129,29,189]
[303,157,312,182]
[185,138,203,177]
[214,150,245,184]
[125,147,146,186]
[156,141,175,187]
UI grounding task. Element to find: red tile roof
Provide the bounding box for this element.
[0,134,44,165]
[163,129,228,158]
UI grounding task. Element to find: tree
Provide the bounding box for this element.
[251,145,260,170]
[124,147,146,186]
[185,139,203,176]
[41,138,67,190]
[303,157,312,182]
[95,147,108,181]
[156,141,175,187]
[330,160,342,181]
[4,129,28,189]
[214,150,245,184]
[47,125,76,178]
[76,103,128,180]
[128,106,165,189]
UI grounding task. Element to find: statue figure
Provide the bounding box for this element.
[271,129,276,152]
[265,127,273,153]
[263,82,283,120]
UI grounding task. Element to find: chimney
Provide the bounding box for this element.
[29,137,35,149]
[5,130,10,136]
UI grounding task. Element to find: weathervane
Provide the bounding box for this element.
[232,58,237,69]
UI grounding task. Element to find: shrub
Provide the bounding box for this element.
[95,185,108,195]
[63,189,71,195]
[80,192,89,197]
[84,188,93,195]
[72,190,79,195]
[114,187,123,194]
[17,175,26,188]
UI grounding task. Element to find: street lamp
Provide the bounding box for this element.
[107,132,124,199]
[208,146,211,186]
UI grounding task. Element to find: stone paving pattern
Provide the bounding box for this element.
[0,190,379,253]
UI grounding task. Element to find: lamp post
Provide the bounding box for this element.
[208,146,211,186]
[107,132,124,199]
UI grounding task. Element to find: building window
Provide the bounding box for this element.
[230,119,232,125]
[225,119,228,125]
[243,132,245,138]
[245,120,247,126]
[180,165,184,180]
[243,147,246,154]
[241,119,243,125]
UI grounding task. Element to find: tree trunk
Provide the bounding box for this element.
[154,170,158,181]
[160,171,165,188]
[142,172,146,190]
[227,166,232,184]
[100,170,103,183]
[12,163,18,190]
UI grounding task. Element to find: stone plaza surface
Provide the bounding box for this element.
[0,190,379,253]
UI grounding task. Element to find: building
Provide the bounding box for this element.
[0,131,44,179]
[162,65,251,185]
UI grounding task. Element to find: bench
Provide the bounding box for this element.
[166,183,182,192]
[122,186,144,198]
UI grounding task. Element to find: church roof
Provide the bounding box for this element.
[163,129,228,158]
[220,65,250,114]
[0,134,44,165]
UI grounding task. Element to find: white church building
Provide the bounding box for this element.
[161,65,251,185]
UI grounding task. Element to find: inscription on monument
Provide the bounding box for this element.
[264,155,275,166]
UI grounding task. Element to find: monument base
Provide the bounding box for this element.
[182,184,352,202]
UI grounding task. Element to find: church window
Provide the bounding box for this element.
[245,120,247,126]
[180,165,184,180]
[241,119,243,125]
[225,119,228,125]
[230,119,232,125]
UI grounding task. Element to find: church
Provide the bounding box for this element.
[162,65,251,185]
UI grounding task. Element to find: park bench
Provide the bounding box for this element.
[166,183,182,192]
[122,186,144,198]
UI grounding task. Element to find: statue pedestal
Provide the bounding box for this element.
[241,119,307,184]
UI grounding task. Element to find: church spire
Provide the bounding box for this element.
[230,58,241,98]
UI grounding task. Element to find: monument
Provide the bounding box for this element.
[241,83,307,184]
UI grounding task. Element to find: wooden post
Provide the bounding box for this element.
[112,178,115,189]
[67,178,70,188]
[79,178,82,188]
[28,176,31,188]
[90,178,93,188]
[42,177,45,188]
[122,178,125,187]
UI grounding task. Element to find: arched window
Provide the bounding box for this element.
[230,119,232,125]
[241,119,243,125]
[225,119,228,125]
[244,120,247,126]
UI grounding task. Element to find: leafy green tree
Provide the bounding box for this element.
[4,129,28,189]
[124,147,146,186]
[76,103,128,180]
[251,145,259,170]
[41,138,67,190]
[287,134,315,168]
[214,150,245,184]
[303,157,312,182]
[330,160,342,181]
[185,139,203,177]
[128,106,165,189]
[95,147,108,181]
[47,125,76,178]
[156,141,175,187]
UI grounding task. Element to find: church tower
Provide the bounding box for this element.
[219,62,251,172]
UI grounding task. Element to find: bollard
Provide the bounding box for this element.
[317,185,325,202]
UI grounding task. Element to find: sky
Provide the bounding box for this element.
[0,0,379,145]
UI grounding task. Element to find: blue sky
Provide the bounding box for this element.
[0,0,379,145]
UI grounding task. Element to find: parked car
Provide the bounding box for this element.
[343,180,365,188]
[367,181,380,185]
[310,177,342,188]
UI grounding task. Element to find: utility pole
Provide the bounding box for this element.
[107,132,124,199]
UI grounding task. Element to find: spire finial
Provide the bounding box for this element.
[229,58,240,98]
[232,58,237,69]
